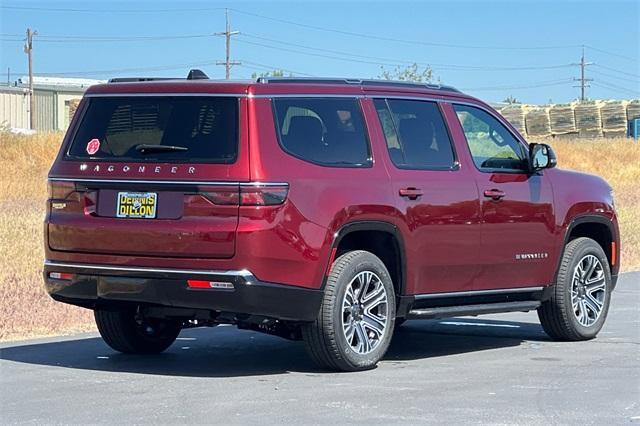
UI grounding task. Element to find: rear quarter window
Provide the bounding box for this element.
[67,96,238,163]
[272,98,371,167]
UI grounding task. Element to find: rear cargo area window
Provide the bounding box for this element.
[67,97,238,163]
[272,98,371,167]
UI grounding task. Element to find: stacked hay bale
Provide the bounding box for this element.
[600,100,629,138]
[627,99,640,122]
[574,101,604,137]
[68,99,81,124]
[498,104,528,137]
[525,106,552,138]
[549,103,577,136]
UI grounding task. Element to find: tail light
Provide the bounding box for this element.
[240,184,288,206]
[47,180,75,200]
[202,183,288,207]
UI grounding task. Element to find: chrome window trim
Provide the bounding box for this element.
[44,260,254,278]
[414,286,545,300]
[48,178,288,187]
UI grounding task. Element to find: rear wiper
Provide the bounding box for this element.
[135,144,188,154]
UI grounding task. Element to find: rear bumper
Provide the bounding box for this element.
[44,261,322,321]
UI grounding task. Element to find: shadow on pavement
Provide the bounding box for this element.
[0,317,550,377]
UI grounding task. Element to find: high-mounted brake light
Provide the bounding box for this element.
[49,272,74,280]
[187,279,235,290]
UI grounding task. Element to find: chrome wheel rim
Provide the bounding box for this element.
[341,270,389,355]
[571,254,606,327]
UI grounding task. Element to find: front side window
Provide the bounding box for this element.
[374,98,455,170]
[67,96,238,163]
[453,104,528,172]
[272,98,371,167]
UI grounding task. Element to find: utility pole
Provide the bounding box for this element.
[215,9,240,79]
[24,28,37,129]
[573,46,593,102]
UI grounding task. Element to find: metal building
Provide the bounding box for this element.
[0,77,102,132]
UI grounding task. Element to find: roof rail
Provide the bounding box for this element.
[255,77,460,93]
[109,69,209,83]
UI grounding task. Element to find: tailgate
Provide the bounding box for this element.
[46,94,249,259]
[47,180,240,258]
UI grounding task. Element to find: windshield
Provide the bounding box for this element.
[67,96,238,163]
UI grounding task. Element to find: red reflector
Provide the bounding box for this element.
[49,272,74,280]
[187,280,234,290]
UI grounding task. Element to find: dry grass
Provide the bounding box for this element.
[0,132,638,341]
[0,132,94,341]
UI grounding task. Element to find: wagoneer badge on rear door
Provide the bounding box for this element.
[78,164,196,174]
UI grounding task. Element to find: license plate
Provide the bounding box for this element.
[116,192,157,219]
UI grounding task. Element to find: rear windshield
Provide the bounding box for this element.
[67,96,238,163]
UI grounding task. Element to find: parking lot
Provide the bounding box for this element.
[1,272,638,424]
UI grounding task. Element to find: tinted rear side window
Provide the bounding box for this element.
[374,98,455,170]
[67,97,238,163]
[272,98,371,167]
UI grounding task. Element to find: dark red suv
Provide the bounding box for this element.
[44,72,620,371]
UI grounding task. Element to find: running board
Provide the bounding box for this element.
[406,301,541,320]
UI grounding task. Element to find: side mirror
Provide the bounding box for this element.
[529,143,557,172]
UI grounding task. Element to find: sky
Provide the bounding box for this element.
[0,0,638,104]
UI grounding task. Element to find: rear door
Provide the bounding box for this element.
[47,95,247,259]
[451,103,556,290]
[373,98,482,295]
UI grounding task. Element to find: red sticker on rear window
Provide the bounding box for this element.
[86,138,100,155]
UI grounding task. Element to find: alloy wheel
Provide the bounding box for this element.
[341,270,389,354]
[571,254,606,327]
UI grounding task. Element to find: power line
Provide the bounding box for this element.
[230,9,580,51]
[0,5,225,13]
[584,45,637,62]
[460,78,574,91]
[592,79,640,96]
[240,33,575,71]
[593,64,639,78]
[591,81,640,97]
[241,60,314,77]
[590,69,640,84]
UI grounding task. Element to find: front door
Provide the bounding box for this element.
[452,104,556,290]
[372,98,482,295]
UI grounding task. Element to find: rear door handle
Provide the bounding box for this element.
[483,189,506,201]
[399,187,423,200]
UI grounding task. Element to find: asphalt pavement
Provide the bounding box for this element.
[1,272,638,425]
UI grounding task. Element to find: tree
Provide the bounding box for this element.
[378,63,436,83]
[250,70,290,79]
[503,95,520,104]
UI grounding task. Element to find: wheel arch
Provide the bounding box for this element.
[326,221,407,297]
[561,214,618,284]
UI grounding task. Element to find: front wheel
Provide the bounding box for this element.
[302,250,396,371]
[95,309,181,354]
[538,237,612,341]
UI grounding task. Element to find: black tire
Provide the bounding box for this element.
[538,237,612,341]
[302,250,396,372]
[94,309,181,354]
[394,318,407,329]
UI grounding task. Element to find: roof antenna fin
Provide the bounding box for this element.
[187,69,209,80]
